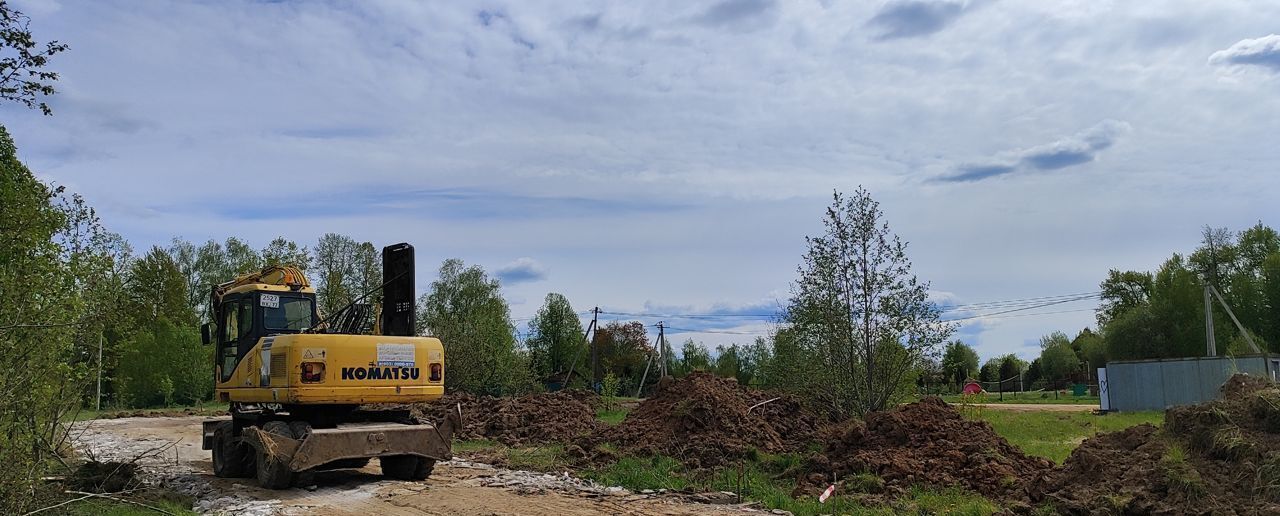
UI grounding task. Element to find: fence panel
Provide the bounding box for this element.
[1105,355,1271,412]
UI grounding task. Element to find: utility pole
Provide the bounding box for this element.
[635,321,665,398]
[1204,284,1217,357]
[587,306,601,388]
[656,322,667,377]
[565,307,598,390]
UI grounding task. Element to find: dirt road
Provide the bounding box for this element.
[968,403,1097,412]
[73,416,760,516]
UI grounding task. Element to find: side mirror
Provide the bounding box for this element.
[201,323,213,345]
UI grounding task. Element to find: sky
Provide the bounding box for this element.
[5,0,1280,364]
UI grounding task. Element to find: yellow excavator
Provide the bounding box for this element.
[198,243,458,488]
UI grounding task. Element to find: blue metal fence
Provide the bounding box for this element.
[1103,354,1273,412]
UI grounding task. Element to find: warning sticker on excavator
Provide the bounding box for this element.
[302,348,327,360]
[376,343,415,367]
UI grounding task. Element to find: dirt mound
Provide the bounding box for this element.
[797,397,1053,501]
[747,392,831,449]
[1032,374,1280,515]
[1221,372,1274,398]
[412,391,601,446]
[603,372,792,469]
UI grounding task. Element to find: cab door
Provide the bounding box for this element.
[217,295,257,383]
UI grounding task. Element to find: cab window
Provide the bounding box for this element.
[263,296,314,332]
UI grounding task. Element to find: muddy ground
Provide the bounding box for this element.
[72,416,763,515]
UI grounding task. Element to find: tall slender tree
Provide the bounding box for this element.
[786,188,953,416]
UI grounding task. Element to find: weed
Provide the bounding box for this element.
[1257,452,1280,501]
[595,408,628,425]
[1249,392,1280,432]
[1103,493,1133,513]
[506,445,565,471]
[1160,444,1207,501]
[1209,425,1251,461]
[841,472,885,494]
[1030,502,1058,516]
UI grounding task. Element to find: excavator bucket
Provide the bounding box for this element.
[244,422,454,472]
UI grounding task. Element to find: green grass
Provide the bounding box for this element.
[972,410,1163,463]
[453,439,502,453]
[585,452,997,515]
[452,439,568,471]
[596,408,629,425]
[64,498,197,516]
[939,393,1100,405]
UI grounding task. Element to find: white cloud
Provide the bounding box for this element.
[1209,34,1280,71]
[943,120,1132,182]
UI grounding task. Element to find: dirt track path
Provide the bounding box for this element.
[73,416,757,516]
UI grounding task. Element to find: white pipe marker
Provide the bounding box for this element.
[819,484,836,503]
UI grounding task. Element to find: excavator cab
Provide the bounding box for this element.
[207,290,318,381]
[200,266,318,383]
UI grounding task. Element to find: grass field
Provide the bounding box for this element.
[965,408,1163,463]
[938,393,1100,405]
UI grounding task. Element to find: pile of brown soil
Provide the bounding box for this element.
[602,372,826,469]
[796,397,1054,501]
[1032,373,1280,515]
[412,391,601,446]
[747,391,831,450]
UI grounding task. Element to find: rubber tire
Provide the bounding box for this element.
[381,456,435,481]
[255,421,296,489]
[212,422,253,478]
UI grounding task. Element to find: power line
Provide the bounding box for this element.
[593,291,1101,321]
[942,294,1098,322]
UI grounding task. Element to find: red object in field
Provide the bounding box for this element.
[962,382,983,395]
[819,484,836,503]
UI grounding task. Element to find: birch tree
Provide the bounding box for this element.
[785,188,954,417]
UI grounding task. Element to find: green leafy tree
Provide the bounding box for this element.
[714,344,747,384]
[594,321,651,394]
[940,340,980,384]
[0,2,67,115]
[1097,270,1152,327]
[740,337,773,387]
[1038,331,1080,385]
[979,358,1001,383]
[1073,328,1107,374]
[761,328,811,392]
[997,354,1027,388]
[0,127,113,513]
[785,188,954,417]
[313,233,357,316]
[1262,253,1280,351]
[115,319,211,407]
[525,293,585,380]
[677,339,712,375]
[262,237,311,270]
[418,259,518,394]
[1024,358,1043,386]
[127,246,198,328]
